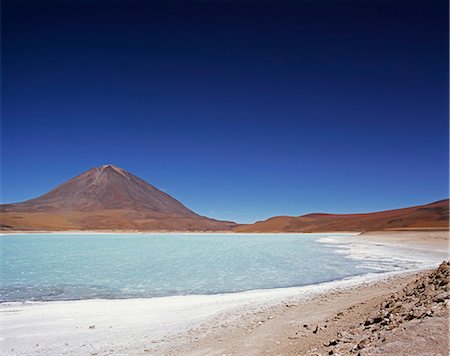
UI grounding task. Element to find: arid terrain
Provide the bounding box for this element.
[2,232,447,356]
[0,165,236,231]
[236,199,449,233]
[158,259,449,356]
[0,164,448,233]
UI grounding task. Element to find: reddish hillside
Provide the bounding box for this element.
[0,165,236,232]
[1,165,447,233]
[234,200,449,233]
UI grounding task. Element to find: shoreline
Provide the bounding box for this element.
[162,263,448,356]
[1,231,448,355]
[0,230,363,235]
[1,231,447,305]
[1,229,447,237]
[0,267,430,356]
[0,266,424,306]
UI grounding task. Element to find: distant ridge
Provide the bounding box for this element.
[0,165,236,232]
[234,199,449,233]
[1,166,447,232]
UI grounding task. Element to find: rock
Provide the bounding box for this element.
[412,306,428,319]
[354,338,370,351]
[433,292,448,303]
[364,315,382,326]
[324,339,339,347]
[322,262,449,356]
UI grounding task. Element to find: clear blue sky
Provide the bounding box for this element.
[1,0,448,223]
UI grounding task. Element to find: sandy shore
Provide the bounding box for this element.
[163,260,449,356]
[358,230,449,249]
[1,231,448,355]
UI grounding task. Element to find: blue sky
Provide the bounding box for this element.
[1,0,448,223]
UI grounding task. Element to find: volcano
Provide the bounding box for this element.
[0,164,236,231]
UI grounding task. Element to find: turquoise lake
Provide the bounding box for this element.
[0,233,424,302]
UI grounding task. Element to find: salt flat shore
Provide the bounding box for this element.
[1,231,448,355]
[0,230,361,235]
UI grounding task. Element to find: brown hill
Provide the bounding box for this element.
[0,164,236,232]
[234,199,449,233]
[1,166,447,233]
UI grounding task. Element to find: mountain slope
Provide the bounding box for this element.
[234,199,449,233]
[1,166,447,232]
[0,165,236,231]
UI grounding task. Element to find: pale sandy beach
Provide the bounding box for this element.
[358,230,449,249]
[165,263,448,356]
[1,231,448,355]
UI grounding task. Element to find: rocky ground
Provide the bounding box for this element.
[162,262,449,356]
[322,261,449,355]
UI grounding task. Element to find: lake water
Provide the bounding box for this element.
[0,233,437,302]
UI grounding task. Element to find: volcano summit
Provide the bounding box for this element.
[0,165,236,232]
